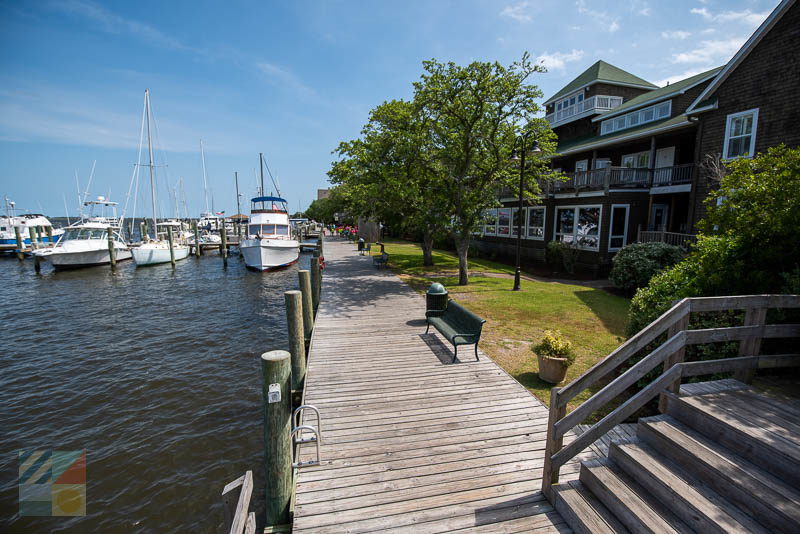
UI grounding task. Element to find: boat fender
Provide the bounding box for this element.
[320,256,326,270]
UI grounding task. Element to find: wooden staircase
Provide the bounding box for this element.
[553,381,800,533]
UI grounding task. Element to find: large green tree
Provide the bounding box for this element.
[413,53,557,284]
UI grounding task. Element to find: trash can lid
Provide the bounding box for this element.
[427,282,448,295]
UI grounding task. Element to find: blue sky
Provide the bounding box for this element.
[0,0,779,217]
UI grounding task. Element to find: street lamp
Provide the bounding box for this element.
[512,134,541,291]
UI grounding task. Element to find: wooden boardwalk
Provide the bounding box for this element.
[293,238,607,533]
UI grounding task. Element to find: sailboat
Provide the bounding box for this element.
[240,154,299,270]
[131,89,190,267]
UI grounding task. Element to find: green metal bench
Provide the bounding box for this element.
[425,300,486,362]
[373,252,388,269]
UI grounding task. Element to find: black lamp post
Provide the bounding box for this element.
[513,134,540,291]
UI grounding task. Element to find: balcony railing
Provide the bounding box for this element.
[546,95,624,127]
[637,229,697,249]
[547,163,695,193]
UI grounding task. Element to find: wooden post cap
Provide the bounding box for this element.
[261,350,291,363]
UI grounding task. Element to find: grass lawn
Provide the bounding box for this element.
[372,238,630,414]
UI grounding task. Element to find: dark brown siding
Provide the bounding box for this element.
[694,2,800,224]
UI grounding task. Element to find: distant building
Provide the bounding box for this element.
[317,189,330,200]
[473,0,800,274]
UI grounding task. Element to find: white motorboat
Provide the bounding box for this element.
[132,89,190,267]
[0,197,64,252]
[240,196,299,271]
[33,219,130,269]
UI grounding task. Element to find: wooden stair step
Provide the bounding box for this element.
[552,480,630,534]
[609,438,771,534]
[638,414,800,533]
[664,390,800,487]
[579,458,693,534]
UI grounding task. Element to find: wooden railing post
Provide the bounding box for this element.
[734,307,767,383]
[541,387,566,501]
[658,311,690,413]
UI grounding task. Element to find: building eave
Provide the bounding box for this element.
[555,119,693,157]
[592,69,722,122]
[686,0,796,113]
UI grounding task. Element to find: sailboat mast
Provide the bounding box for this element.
[145,88,157,237]
[201,140,210,214]
[235,171,241,219]
[259,152,264,197]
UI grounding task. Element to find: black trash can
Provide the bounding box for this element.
[426,282,449,314]
[357,237,365,252]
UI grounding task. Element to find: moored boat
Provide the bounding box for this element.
[240,196,299,271]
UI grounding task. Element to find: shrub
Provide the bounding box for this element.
[546,240,580,274]
[627,145,800,336]
[610,242,685,295]
[533,330,576,366]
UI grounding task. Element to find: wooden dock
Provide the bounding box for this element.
[292,238,608,533]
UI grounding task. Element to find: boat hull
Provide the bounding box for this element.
[132,243,191,266]
[46,248,133,269]
[240,239,299,271]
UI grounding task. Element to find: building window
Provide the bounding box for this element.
[526,207,545,240]
[511,208,523,236]
[608,204,630,251]
[723,108,758,159]
[555,205,601,250]
[497,208,510,236]
[484,209,497,235]
[600,100,672,136]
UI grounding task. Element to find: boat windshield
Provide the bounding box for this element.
[249,224,289,236]
[63,228,107,240]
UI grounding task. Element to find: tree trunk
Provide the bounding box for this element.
[455,236,470,285]
[422,232,434,267]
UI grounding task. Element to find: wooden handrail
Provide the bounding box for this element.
[541,294,800,500]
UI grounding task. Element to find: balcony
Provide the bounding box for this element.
[546,163,695,193]
[545,95,624,127]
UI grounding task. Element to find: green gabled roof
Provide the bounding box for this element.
[556,114,693,155]
[593,66,724,121]
[545,60,658,104]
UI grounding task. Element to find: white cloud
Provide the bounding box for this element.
[500,1,533,22]
[536,49,585,72]
[654,67,709,87]
[690,7,770,27]
[670,38,745,65]
[255,63,316,97]
[662,30,691,40]
[629,0,651,16]
[576,0,620,32]
[49,0,195,52]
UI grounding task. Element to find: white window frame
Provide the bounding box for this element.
[622,151,649,168]
[525,206,546,241]
[575,159,588,172]
[608,204,630,251]
[723,108,759,160]
[600,100,672,136]
[553,204,602,250]
[594,158,611,169]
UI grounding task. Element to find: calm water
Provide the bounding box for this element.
[1,249,313,533]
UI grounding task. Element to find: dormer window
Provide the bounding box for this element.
[600,100,671,135]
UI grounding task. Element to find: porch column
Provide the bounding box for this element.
[648,136,656,187]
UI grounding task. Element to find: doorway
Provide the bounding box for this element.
[650,203,669,231]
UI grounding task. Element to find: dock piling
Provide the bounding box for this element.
[28,227,37,251]
[107,227,116,269]
[221,226,228,266]
[311,255,321,313]
[14,227,24,261]
[167,226,176,267]
[298,270,314,341]
[260,350,293,528]
[192,222,200,257]
[284,291,306,390]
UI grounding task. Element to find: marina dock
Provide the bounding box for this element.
[292,238,606,533]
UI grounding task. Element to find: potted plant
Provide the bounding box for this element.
[533,330,575,384]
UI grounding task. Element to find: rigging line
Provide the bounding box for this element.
[260,153,282,196]
[82,160,96,208]
[121,93,147,226]
[148,92,170,221]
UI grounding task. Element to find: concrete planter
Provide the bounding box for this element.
[537,353,569,384]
